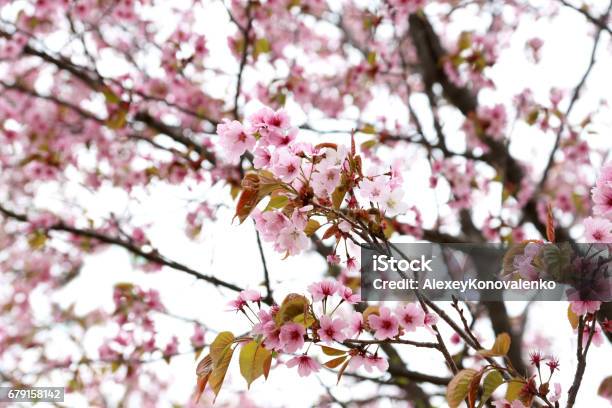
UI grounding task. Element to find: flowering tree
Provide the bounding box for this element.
[0,0,611,407]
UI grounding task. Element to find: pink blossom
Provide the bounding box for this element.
[365,355,388,372]
[279,323,305,353]
[190,326,206,348]
[311,166,341,197]
[339,286,360,304]
[570,300,601,316]
[252,309,274,335]
[216,119,255,164]
[163,336,179,356]
[308,280,340,301]
[348,353,388,372]
[346,311,364,338]
[272,147,302,182]
[395,303,424,332]
[368,306,399,340]
[346,256,360,272]
[549,383,562,402]
[583,217,612,243]
[582,325,604,347]
[327,254,341,264]
[359,177,386,202]
[286,355,319,377]
[423,312,439,334]
[318,315,347,343]
[592,182,612,218]
[253,146,272,169]
[277,211,309,255]
[338,220,352,233]
[493,400,526,408]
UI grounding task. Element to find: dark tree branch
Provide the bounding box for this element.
[0,204,249,295]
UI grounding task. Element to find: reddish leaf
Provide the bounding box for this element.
[324,355,348,368]
[546,202,555,242]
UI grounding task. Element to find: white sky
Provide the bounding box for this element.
[5,0,612,407]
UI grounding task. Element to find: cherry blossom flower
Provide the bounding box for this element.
[368,306,399,340]
[346,311,364,338]
[592,181,612,218]
[216,119,255,164]
[272,147,302,182]
[582,325,604,347]
[549,383,562,402]
[493,400,526,408]
[190,326,205,348]
[583,217,612,243]
[279,323,305,353]
[308,280,340,301]
[395,303,424,332]
[286,355,319,377]
[339,286,360,304]
[379,188,409,216]
[318,315,347,343]
[570,300,601,316]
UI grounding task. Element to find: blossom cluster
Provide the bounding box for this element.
[217,106,413,260]
[226,283,440,378]
[584,162,612,243]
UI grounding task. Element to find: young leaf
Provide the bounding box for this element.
[324,355,348,369]
[477,370,504,408]
[239,340,272,389]
[263,352,273,380]
[209,345,235,402]
[264,195,288,211]
[321,346,347,356]
[467,370,484,408]
[275,294,309,325]
[567,304,579,329]
[478,333,511,357]
[194,373,211,404]
[210,332,235,365]
[505,378,526,402]
[597,376,612,399]
[446,368,478,408]
[293,312,315,328]
[304,219,321,236]
[196,354,213,377]
[336,358,350,384]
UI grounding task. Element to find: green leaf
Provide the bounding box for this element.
[505,378,525,402]
[275,294,309,325]
[478,333,511,357]
[210,332,235,365]
[541,243,571,280]
[254,38,271,58]
[239,340,272,389]
[209,345,234,402]
[446,368,478,408]
[478,370,504,408]
[28,231,47,249]
[264,195,288,211]
[293,312,315,328]
[304,219,321,236]
[366,51,376,65]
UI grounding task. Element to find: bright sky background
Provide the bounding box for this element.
[10,0,612,406]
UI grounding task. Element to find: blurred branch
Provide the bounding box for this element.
[537,1,611,195]
[0,204,250,296]
[558,0,612,35]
